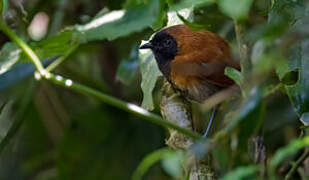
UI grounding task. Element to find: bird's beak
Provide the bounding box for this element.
[139,42,153,49]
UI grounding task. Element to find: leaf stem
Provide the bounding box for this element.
[47,73,202,140]
[234,20,251,76]
[46,43,79,71]
[0,22,45,72]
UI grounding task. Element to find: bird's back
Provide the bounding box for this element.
[162,25,240,102]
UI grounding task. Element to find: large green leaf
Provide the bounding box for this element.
[76,0,163,42]
[272,0,309,125]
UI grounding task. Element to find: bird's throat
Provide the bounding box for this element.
[154,53,172,79]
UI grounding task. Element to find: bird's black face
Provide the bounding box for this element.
[140,31,178,62]
[140,31,178,77]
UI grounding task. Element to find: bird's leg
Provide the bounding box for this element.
[203,106,217,137]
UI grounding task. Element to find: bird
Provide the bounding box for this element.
[140,24,240,137]
[140,24,240,103]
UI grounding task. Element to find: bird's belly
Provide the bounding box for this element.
[170,73,219,103]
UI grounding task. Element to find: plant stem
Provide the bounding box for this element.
[234,21,251,76]
[285,149,309,180]
[47,73,202,140]
[46,43,79,71]
[0,22,45,72]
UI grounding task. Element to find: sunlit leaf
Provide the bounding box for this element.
[0,43,21,75]
[76,0,163,42]
[218,0,253,20]
[224,67,243,87]
[0,101,14,140]
[139,49,161,110]
[167,7,193,27]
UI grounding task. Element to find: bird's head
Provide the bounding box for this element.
[140,31,178,61]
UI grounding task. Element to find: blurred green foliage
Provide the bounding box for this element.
[0,0,308,180]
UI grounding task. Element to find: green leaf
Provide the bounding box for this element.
[167,0,214,11]
[218,0,253,20]
[167,7,193,27]
[116,46,139,86]
[270,136,309,171]
[285,39,309,126]
[131,148,170,180]
[139,50,161,110]
[32,30,76,59]
[0,43,21,75]
[272,0,309,125]
[219,166,259,180]
[177,13,211,30]
[224,67,243,87]
[76,0,163,42]
[161,151,184,178]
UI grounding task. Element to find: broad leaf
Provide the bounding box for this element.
[76,0,163,42]
[139,50,161,110]
[272,0,309,125]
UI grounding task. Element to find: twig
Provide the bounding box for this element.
[0,22,44,72]
[46,73,202,140]
[234,21,251,76]
[285,149,309,180]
